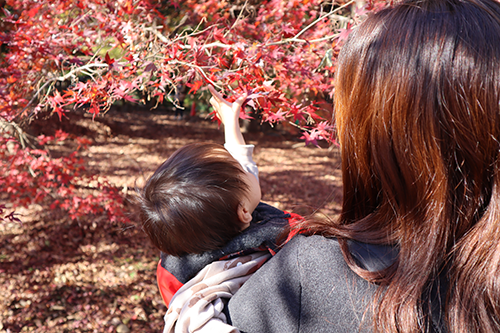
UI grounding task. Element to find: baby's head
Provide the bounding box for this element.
[138,142,261,256]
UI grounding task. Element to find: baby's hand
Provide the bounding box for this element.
[208,85,247,127]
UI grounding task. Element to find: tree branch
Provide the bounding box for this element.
[224,0,249,38]
[168,60,223,89]
[266,0,355,46]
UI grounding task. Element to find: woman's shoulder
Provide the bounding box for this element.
[287,234,396,268]
[228,235,379,333]
[290,233,345,260]
[281,234,350,279]
[288,235,378,314]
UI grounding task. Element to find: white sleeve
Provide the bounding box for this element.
[224,144,259,181]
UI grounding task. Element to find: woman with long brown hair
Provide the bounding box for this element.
[226,0,500,332]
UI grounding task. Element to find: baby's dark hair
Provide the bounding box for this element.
[138,142,250,256]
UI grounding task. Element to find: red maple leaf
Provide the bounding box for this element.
[300,130,319,147]
[27,5,40,18]
[186,80,204,94]
[239,109,254,120]
[337,23,353,43]
[122,94,138,103]
[282,23,296,38]
[266,110,287,123]
[208,110,222,126]
[52,106,68,121]
[55,130,69,141]
[144,62,157,72]
[51,90,65,105]
[213,28,229,44]
[355,5,369,17]
[104,52,115,67]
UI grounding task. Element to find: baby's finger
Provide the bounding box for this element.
[208,85,224,102]
[209,85,234,108]
[234,95,247,106]
[209,96,222,118]
[232,95,248,113]
[209,96,218,108]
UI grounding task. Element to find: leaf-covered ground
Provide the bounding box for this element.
[1,108,342,332]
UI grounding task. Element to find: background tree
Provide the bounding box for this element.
[0,0,389,222]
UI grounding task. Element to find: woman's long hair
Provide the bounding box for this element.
[309,0,500,331]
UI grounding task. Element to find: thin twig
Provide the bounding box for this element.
[19,62,109,120]
[287,118,312,133]
[265,0,354,46]
[144,27,169,43]
[57,63,109,81]
[224,0,248,38]
[14,79,52,121]
[308,34,340,43]
[295,0,354,40]
[70,11,91,28]
[147,20,214,48]
[178,41,235,50]
[169,60,223,89]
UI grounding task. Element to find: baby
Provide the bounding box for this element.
[138,86,300,305]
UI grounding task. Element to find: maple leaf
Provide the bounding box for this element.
[186,80,204,94]
[213,29,229,44]
[113,86,128,99]
[289,103,306,123]
[50,200,60,210]
[104,52,115,67]
[76,137,92,150]
[155,92,164,104]
[282,23,296,38]
[254,52,263,64]
[217,57,230,69]
[314,121,334,142]
[144,62,157,72]
[355,5,369,17]
[52,106,67,121]
[316,121,334,133]
[122,94,138,103]
[266,110,287,123]
[63,90,78,104]
[88,104,100,120]
[27,5,40,18]
[301,130,319,147]
[239,110,254,120]
[50,90,66,106]
[168,0,181,8]
[337,23,353,43]
[37,135,54,146]
[74,82,89,95]
[208,110,222,126]
[7,76,17,84]
[55,130,69,141]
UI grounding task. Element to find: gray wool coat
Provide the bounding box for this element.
[227,235,446,333]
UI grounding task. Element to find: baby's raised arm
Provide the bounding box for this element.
[208,85,247,146]
[208,86,259,187]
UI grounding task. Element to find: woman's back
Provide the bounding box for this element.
[229,235,378,333]
[228,0,500,332]
[228,235,449,332]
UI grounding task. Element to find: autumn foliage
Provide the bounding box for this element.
[0,0,389,223]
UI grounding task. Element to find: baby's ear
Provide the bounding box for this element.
[237,202,253,225]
